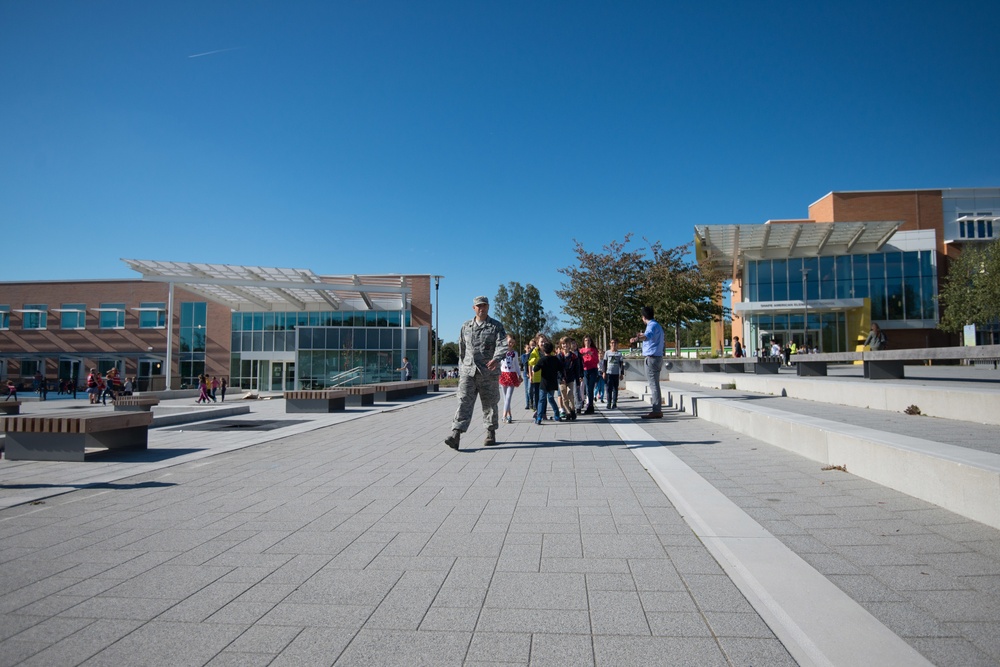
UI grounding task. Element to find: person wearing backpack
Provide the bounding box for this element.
[865,322,887,351]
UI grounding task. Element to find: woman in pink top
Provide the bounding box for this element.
[578,335,601,414]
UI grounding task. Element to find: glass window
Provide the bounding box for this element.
[60,304,86,329]
[747,261,758,301]
[786,259,802,300]
[22,304,47,330]
[385,310,401,326]
[99,303,126,329]
[803,258,819,301]
[263,313,275,331]
[139,302,166,328]
[757,261,773,301]
[904,280,922,319]
[20,359,40,377]
[819,257,835,299]
[835,256,853,298]
[922,275,937,319]
[0,305,8,329]
[771,259,788,300]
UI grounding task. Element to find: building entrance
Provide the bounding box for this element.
[270,361,295,392]
[759,330,822,353]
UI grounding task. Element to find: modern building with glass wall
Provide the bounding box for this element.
[696,187,1000,354]
[0,260,436,392]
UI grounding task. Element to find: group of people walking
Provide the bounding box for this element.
[85,368,133,405]
[444,295,666,451]
[196,375,227,403]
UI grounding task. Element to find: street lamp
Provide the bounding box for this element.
[433,275,442,378]
[802,267,811,349]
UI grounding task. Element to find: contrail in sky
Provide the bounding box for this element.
[188,47,242,59]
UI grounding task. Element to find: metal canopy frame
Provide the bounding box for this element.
[122,259,412,312]
[122,259,417,392]
[695,221,902,273]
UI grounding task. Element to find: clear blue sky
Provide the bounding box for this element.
[3,1,999,341]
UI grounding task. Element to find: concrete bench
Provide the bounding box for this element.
[341,385,377,407]
[863,344,1000,380]
[700,357,782,374]
[791,352,863,377]
[0,401,21,415]
[2,412,154,462]
[113,396,160,412]
[284,389,348,413]
[370,380,431,402]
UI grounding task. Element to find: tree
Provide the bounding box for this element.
[439,342,459,365]
[938,239,1000,333]
[642,241,727,356]
[493,282,547,347]
[556,234,647,346]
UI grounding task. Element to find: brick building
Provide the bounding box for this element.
[0,261,435,392]
[696,188,1000,353]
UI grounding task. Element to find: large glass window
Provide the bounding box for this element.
[139,302,166,328]
[819,256,835,300]
[771,259,788,300]
[60,304,86,330]
[22,304,47,330]
[0,305,10,330]
[179,302,207,387]
[99,303,126,329]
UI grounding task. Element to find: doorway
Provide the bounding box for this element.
[58,358,82,387]
[270,361,295,391]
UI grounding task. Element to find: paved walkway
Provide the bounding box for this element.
[0,387,998,665]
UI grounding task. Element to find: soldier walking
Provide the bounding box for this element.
[445,295,508,450]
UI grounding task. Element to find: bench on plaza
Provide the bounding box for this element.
[791,352,864,377]
[700,357,783,374]
[113,396,160,412]
[342,385,377,407]
[284,389,348,413]
[0,401,21,415]
[863,344,1000,380]
[370,380,433,402]
[1,412,154,462]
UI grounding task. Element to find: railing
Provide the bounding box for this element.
[327,366,364,387]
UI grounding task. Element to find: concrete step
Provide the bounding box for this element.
[665,370,1000,425]
[647,382,1000,531]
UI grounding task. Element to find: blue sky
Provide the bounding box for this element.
[3,1,999,341]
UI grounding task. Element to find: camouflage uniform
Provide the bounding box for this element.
[451,315,507,433]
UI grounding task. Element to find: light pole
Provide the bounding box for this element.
[802,267,811,349]
[433,275,442,378]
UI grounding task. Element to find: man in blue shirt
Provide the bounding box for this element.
[630,305,664,419]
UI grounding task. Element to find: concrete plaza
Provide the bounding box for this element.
[1,371,999,666]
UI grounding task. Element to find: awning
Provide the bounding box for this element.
[122,259,413,312]
[695,221,902,273]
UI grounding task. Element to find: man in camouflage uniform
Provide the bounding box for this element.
[445,295,508,450]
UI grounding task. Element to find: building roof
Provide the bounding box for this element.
[694,221,901,274]
[122,259,413,312]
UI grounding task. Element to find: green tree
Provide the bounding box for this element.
[938,239,1000,333]
[641,241,727,356]
[439,342,459,365]
[494,282,547,347]
[556,234,647,346]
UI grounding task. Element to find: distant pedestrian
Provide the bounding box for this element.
[865,322,887,351]
[533,341,563,424]
[210,376,219,402]
[630,305,664,419]
[220,377,228,402]
[5,380,16,402]
[733,336,744,358]
[397,357,412,382]
[498,335,522,424]
[603,338,624,410]
[578,335,600,414]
